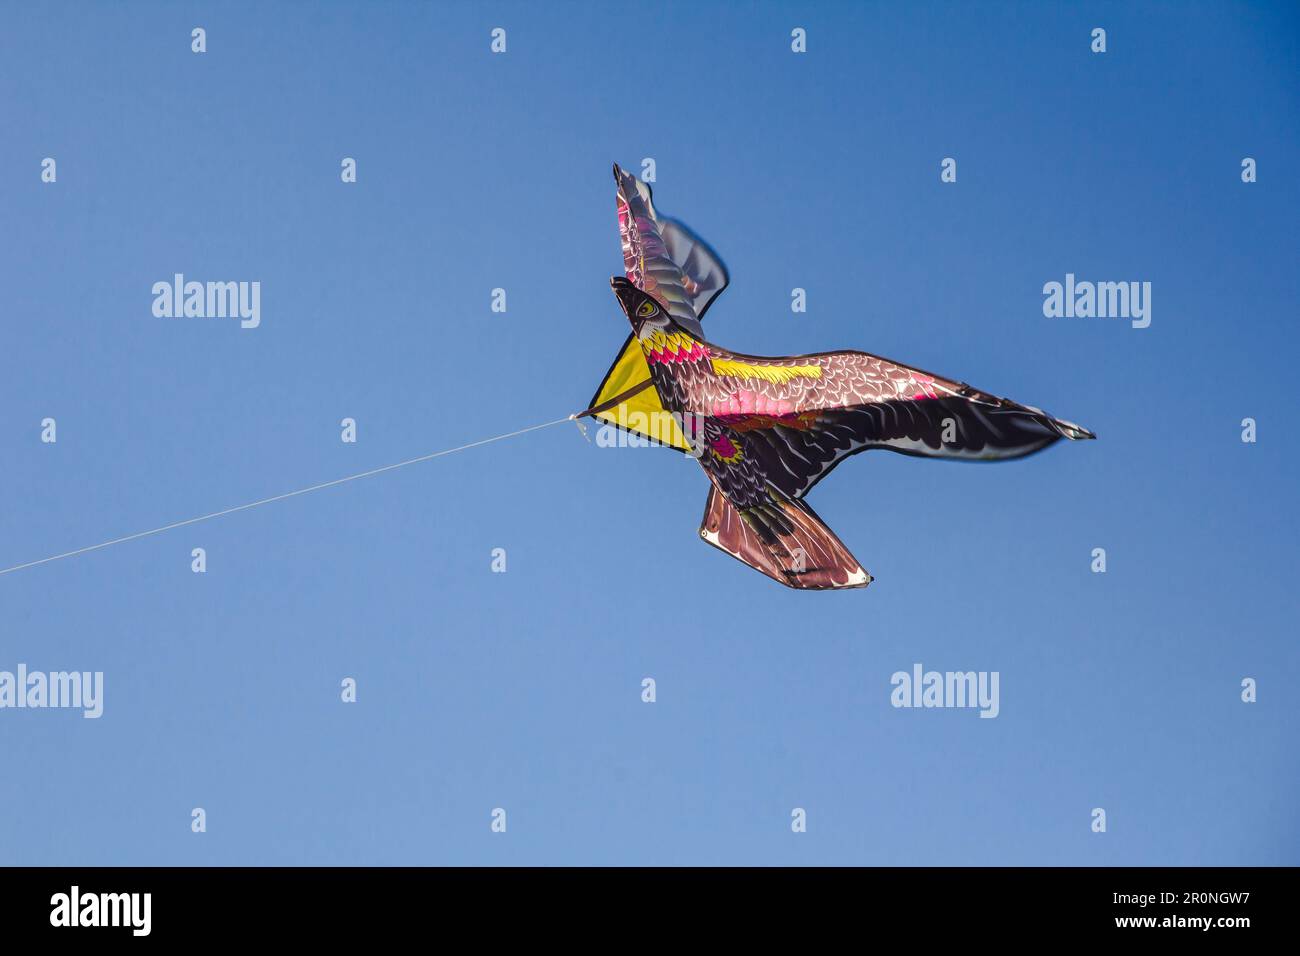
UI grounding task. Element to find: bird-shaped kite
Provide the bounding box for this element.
[580,165,1094,590]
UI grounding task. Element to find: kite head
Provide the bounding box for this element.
[611,276,680,340]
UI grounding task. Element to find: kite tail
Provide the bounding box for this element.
[698,482,871,591]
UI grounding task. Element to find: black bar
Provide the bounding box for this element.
[0,866,1286,941]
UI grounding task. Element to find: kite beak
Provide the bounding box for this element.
[610,276,636,318]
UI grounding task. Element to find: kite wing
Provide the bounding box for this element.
[690,348,1092,585]
[613,163,728,335]
[588,164,730,451]
[697,346,1095,500]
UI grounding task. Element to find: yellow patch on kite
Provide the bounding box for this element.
[639,330,701,358]
[710,357,823,385]
[591,337,691,451]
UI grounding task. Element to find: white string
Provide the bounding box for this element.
[0,415,574,577]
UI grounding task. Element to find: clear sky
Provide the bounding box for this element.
[1,1,1296,865]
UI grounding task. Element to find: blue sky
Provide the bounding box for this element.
[1,0,1296,865]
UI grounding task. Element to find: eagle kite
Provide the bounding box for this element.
[582,165,1094,590]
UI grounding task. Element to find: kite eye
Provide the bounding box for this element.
[636,300,657,318]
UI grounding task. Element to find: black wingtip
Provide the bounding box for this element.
[1053,418,1096,441]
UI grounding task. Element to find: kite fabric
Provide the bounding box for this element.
[584,164,1094,591]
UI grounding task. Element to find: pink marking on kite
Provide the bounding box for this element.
[711,435,738,457]
[905,374,940,400]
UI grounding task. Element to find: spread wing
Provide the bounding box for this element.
[690,347,1095,500]
[614,164,728,338]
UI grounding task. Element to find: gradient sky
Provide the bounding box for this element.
[1,0,1296,865]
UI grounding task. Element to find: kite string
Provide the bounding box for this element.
[0,414,577,577]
